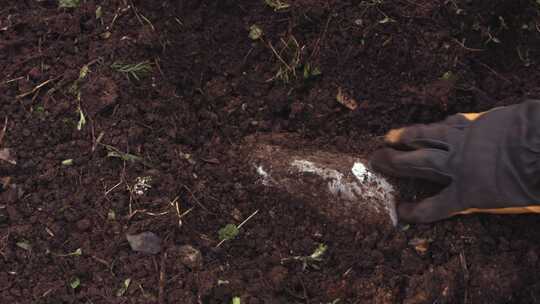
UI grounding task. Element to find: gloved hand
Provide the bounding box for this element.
[369,99,540,223]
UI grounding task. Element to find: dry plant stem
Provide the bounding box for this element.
[0,117,7,146]
[158,252,167,304]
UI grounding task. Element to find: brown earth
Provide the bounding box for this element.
[1,0,540,303]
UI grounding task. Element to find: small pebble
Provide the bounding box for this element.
[126,232,161,255]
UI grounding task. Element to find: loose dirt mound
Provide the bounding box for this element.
[1,0,540,303]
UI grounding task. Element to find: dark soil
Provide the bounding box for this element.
[1,0,540,303]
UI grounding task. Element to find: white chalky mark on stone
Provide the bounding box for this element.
[256,165,272,186]
[290,159,397,226]
[351,162,397,226]
[290,160,355,199]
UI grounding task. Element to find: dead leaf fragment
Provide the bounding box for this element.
[409,237,431,254]
[336,87,358,110]
[0,148,16,165]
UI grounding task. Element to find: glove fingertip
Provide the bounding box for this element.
[368,148,397,176]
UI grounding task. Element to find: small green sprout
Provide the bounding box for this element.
[34,105,46,114]
[303,63,322,79]
[231,297,241,304]
[62,159,74,166]
[116,278,131,297]
[283,243,328,270]
[58,0,80,8]
[218,224,239,241]
[69,64,90,96]
[96,6,103,19]
[249,25,263,40]
[70,277,81,289]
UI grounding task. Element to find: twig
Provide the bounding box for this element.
[237,209,259,229]
[0,117,7,146]
[16,77,60,99]
[158,252,167,304]
[451,38,485,52]
[170,196,193,227]
[105,180,124,196]
[182,185,209,212]
[475,60,512,83]
[299,275,310,304]
[310,12,332,59]
[460,251,470,304]
[2,76,24,84]
[129,0,154,31]
[266,40,293,72]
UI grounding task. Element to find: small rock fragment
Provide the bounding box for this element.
[178,245,203,269]
[126,232,161,254]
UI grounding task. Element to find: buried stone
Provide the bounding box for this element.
[246,138,397,229]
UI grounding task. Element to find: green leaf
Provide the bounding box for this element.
[35,106,45,114]
[58,0,80,8]
[116,278,131,297]
[231,297,241,304]
[218,224,239,241]
[96,6,103,19]
[310,243,327,261]
[70,277,81,289]
[249,25,263,40]
[62,159,74,166]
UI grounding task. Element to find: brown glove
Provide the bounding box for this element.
[369,99,540,223]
